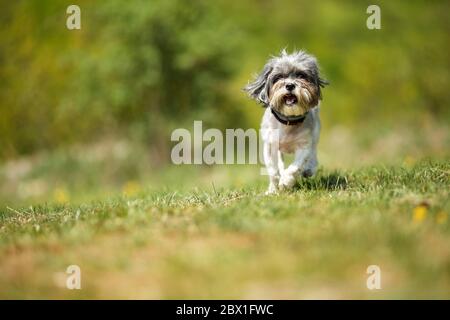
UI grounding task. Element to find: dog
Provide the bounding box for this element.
[244,50,328,194]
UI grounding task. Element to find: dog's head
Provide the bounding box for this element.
[244,50,328,116]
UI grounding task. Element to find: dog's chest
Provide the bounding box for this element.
[278,126,311,153]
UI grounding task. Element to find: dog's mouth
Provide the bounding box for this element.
[283,94,298,106]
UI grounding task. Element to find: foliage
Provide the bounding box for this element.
[0,1,449,160]
[0,0,242,159]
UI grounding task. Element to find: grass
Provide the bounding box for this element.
[0,159,449,299]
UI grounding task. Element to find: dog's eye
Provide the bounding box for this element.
[272,75,283,83]
[294,71,307,79]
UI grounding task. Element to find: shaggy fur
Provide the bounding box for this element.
[244,50,328,194]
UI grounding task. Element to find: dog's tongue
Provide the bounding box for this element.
[286,96,297,105]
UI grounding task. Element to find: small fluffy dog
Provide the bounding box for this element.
[244,50,328,194]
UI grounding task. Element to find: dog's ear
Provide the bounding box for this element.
[317,76,329,99]
[243,62,273,106]
[318,77,329,88]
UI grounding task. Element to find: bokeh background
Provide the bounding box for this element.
[1,0,449,206]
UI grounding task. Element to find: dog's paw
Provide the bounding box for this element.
[279,173,296,190]
[265,184,279,195]
[302,169,314,178]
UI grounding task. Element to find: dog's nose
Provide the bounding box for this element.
[285,83,295,91]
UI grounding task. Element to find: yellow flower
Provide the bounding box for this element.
[122,181,140,197]
[53,188,69,204]
[403,156,416,167]
[413,205,428,223]
[436,211,447,225]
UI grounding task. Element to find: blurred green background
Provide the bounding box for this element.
[0,0,449,205]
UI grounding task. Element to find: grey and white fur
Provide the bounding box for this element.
[244,50,328,194]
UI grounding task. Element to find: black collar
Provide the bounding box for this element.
[270,108,308,125]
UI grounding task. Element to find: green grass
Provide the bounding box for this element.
[0,160,448,299]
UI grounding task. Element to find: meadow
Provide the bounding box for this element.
[1,124,448,299]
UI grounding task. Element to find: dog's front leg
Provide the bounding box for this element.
[279,146,312,190]
[263,141,280,195]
